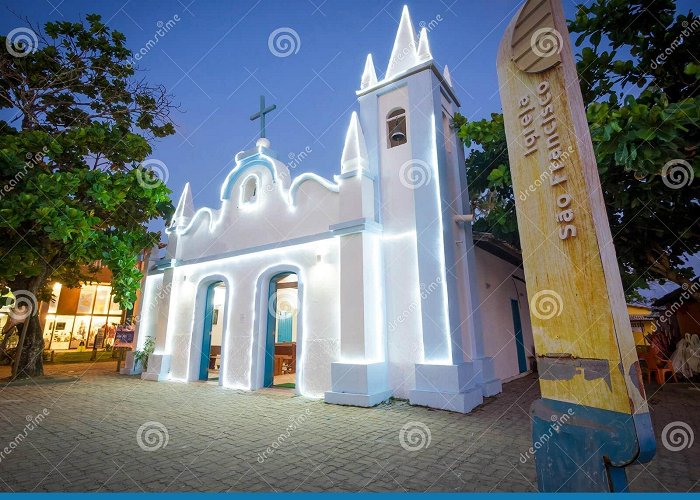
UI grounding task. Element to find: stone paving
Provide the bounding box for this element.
[0,362,698,492]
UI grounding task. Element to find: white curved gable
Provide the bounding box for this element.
[170,147,342,261]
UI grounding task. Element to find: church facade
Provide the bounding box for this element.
[131,6,534,413]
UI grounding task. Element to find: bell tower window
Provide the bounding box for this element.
[241,176,258,206]
[387,108,407,148]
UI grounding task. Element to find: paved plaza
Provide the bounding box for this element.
[0,362,698,492]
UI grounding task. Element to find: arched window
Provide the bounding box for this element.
[386,108,407,148]
[241,176,258,205]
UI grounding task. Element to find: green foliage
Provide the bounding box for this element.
[452,113,520,247]
[133,336,155,371]
[0,14,176,310]
[456,0,700,301]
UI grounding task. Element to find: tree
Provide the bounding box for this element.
[0,14,176,378]
[455,0,700,302]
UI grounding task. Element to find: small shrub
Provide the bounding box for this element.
[133,337,156,371]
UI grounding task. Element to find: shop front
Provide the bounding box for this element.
[42,282,125,350]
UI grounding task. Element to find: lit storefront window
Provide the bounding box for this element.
[45,316,75,350]
[43,283,125,350]
[93,286,111,315]
[109,293,123,316]
[71,317,90,349]
[77,285,97,314]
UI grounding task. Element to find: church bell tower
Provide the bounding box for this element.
[353,6,502,412]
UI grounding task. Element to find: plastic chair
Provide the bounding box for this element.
[644,347,678,385]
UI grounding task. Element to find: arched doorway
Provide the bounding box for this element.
[199,281,227,381]
[265,273,299,388]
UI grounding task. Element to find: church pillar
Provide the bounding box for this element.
[140,184,196,381]
[140,264,174,381]
[324,226,392,407]
[139,212,191,382]
[121,246,158,375]
[404,71,485,412]
[324,133,392,406]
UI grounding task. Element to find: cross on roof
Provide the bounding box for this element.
[249,95,276,139]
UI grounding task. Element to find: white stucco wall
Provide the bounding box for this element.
[141,238,340,398]
[375,86,425,399]
[135,273,165,351]
[172,157,341,262]
[474,247,534,382]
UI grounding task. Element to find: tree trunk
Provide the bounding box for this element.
[8,276,47,380]
[0,326,17,355]
[12,315,43,379]
[90,337,98,361]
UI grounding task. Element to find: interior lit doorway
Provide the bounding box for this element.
[265,273,299,389]
[199,281,226,381]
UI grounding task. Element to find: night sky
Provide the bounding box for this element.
[2,0,696,299]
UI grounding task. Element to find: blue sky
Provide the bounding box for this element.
[2,0,696,300]
[2,0,573,209]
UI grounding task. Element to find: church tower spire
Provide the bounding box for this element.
[170,182,195,230]
[360,54,378,90]
[349,5,496,413]
[416,27,432,62]
[341,111,369,175]
[443,65,453,87]
[385,5,418,79]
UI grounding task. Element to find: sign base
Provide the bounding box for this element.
[530,398,656,492]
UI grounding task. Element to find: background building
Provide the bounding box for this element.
[40,279,123,350]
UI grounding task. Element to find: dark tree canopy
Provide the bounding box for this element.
[0,14,177,377]
[456,0,700,303]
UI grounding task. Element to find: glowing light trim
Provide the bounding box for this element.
[385,5,418,80]
[288,172,340,206]
[169,151,340,236]
[425,113,453,365]
[142,238,339,398]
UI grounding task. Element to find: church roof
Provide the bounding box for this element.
[472,231,523,268]
[653,280,700,307]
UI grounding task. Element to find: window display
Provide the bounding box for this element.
[71,318,90,349]
[76,285,97,314]
[109,294,123,316]
[42,283,125,350]
[93,286,111,315]
[47,315,75,350]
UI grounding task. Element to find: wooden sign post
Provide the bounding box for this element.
[497,0,655,491]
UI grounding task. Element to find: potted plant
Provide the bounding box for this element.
[133,337,155,372]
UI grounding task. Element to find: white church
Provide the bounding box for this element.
[128,5,535,413]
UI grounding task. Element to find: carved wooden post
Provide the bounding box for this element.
[497,0,655,491]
